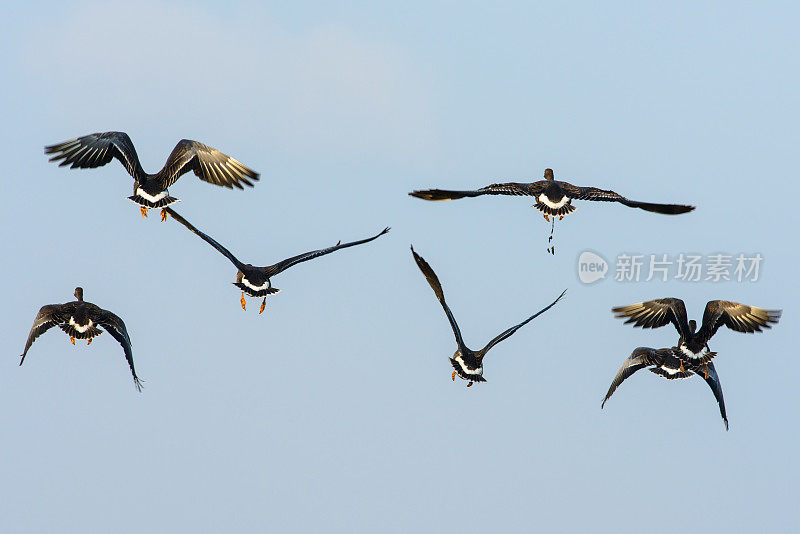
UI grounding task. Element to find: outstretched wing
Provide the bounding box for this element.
[479,289,566,356]
[45,131,144,178]
[409,182,538,201]
[697,300,781,343]
[20,305,64,365]
[697,361,728,430]
[95,307,142,392]
[156,139,259,190]
[263,228,390,278]
[612,298,691,339]
[560,183,694,214]
[410,246,467,352]
[602,347,669,408]
[165,207,245,271]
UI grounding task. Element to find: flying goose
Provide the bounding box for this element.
[19,287,142,391]
[411,245,565,386]
[612,298,781,376]
[166,207,389,313]
[410,169,694,253]
[601,347,728,430]
[45,132,259,220]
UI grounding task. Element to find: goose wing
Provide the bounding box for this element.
[411,246,467,352]
[166,207,246,271]
[20,304,64,365]
[45,131,144,178]
[263,228,389,278]
[612,298,691,339]
[409,182,539,201]
[602,347,671,408]
[559,182,694,214]
[94,307,142,392]
[479,289,566,356]
[156,139,259,190]
[697,300,781,343]
[696,361,728,430]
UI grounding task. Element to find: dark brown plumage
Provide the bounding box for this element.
[20,287,142,391]
[612,298,781,366]
[166,207,389,314]
[601,347,728,430]
[410,168,695,218]
[45,131,259,219]
[411,245,565,386]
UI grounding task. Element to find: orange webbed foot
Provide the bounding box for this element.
[559,215,564,220]
[240,292,247,311]
[70,337,75,345]
[140,206,148,218]
[451,371,456,382]
[87,338,92,346]
[160,209,168,222]
[259,297,266,314]
[543,214,550,222]
[466,382,473,387]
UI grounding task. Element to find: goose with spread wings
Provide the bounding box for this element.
[601,347,728,430]
[166,208,389,313]
[411,246,565,386]
[410,168,695,220]
[19,287,142,391]
[612,298,781,376]
[45,131,259,220]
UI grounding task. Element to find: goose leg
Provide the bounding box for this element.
[161,209,168,222]
[466,381,473,387]
[704,363,709,380]
[70,337,75,345]
[451,371,456,381]
[240,292,247,311]
[140,206,148,218]
[543,214,550,222]
[259,297,266,314]
[87,338,92,345]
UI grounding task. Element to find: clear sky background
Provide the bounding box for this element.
[1,2,798,532]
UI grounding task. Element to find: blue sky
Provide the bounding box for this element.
[1,2,798,532]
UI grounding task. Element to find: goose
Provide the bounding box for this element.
[411,245,565,386]
[410,169,694,253]
[601,347,728,430]
[612,298,781,376]
[19,287,142,391]
[45,131,259,220]
[166,207,389,313]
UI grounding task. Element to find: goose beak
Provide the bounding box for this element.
[140,206,148,218]
[240,292,247,311]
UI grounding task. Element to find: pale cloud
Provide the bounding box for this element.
[19,1,436,163]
